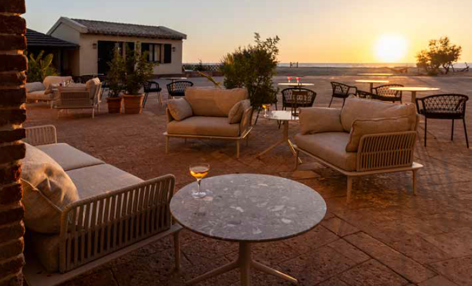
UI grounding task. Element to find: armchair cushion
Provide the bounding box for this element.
[346,117,412,152]
[228,99,251,124]
[341,97,417,132]
[299,107,344,135]
[85,78,100,100]
[26,91,51,101]
[21,143,79,234]
[37,143,104,171]
[185,87,248,117]
[167,116,240,137]
[295,132,357,171]
[168,98,193,121]
[25,82,45,93]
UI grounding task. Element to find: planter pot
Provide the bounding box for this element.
[123,94,144,114]
[107,96,123,113]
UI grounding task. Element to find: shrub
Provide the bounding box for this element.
[121,43,155,95]
[416,37,462,76]
[220,33,280,107]
[106,47,125,97]
[26,51,58,82]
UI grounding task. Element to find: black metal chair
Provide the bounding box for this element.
[372,84,403,103]
[281,88,317,110]
[416,94,469,148]
[166,80,193,99]
[143,81,162,107]
[330,82,357,107]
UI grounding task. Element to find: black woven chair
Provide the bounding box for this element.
[330,82,357,107]
[416,94,469,148]
[372,84,403,103]
[281,88,317,110]
[166,80,193,98]
[143,81,162,107]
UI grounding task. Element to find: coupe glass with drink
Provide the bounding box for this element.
[287,76,292,83]
[189,163,210,198]
[262,104,269,117]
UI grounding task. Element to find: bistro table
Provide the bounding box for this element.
[389,86,440,104]
[165,77,187,83]
[278,82,314,88]
[357,73,393,76]
[257,110,301,162]
[355,79,389,92]
[170,174,327,286]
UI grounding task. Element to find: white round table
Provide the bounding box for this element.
[389,87,440,103]
[355,79,389,92]
[357,73,393,76]
[278,82,314,87]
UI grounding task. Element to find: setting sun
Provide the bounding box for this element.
[374,35,408,63]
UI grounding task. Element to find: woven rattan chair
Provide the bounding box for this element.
[416,94,469,148]
[54,82,102,118]
[281,88,317,110]
[330,82,357,107]
[143,81,163,107]
[372,84,404,103]
[166,80,194,98]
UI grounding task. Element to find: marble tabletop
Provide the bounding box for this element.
[170,174,327,243]
[264,110,299,121]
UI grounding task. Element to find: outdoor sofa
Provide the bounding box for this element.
[164,87,253,158]
[25,76,73,107]
[294,97,423,201]
[22,125,181,286]
[54,78,103,118]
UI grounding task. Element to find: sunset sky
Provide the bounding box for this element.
[25,0,472,64]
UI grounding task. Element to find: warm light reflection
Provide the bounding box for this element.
[374,35,408,63]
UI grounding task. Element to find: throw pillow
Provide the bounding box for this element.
[21,143,79,233]
[168,98,193,121]
[345,117,411,152]
[228,99,251,124]
[299,107,344,135]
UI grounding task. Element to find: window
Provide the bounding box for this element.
[141,43,162,63]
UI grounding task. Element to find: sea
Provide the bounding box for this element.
[187,62,470,68]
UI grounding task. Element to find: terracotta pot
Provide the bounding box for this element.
[107,96,123,113]
[123,94,144,114]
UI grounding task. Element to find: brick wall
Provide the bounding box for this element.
[0,0,27,285]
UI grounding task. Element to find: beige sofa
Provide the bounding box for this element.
[25,76,73,107]
[294,97,423,201]
[22,125,181,286]
[164,87,253,158]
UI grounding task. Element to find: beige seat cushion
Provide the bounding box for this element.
[67,164,143,200]
[228,99,251,124]
[25,82,45,93]
[295,132,357,171]
[37,143,104,171]
[21,143,79,234]
[167,116,240,137]
[299,107,344,135]
[27,91,51,101]
[185,87,248,117]
[346,117,412,152]
[341,97,417,132]
[168,98,193,121]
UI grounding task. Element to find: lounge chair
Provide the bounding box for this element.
[53,78,103,118]
[25,76,73,108]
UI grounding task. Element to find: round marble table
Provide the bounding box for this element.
[357,73,393,76]
[257,110,301,162]
[278,82,314,88]
[355,79,389,92]
[389,86,440,104]
[170,174,326,286]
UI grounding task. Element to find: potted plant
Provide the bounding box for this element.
[121,44,154,114]
[106,48,125,113]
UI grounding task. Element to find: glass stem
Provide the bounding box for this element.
[197,179,202,193]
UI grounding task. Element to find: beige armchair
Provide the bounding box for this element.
[294,97,423,201]
[164,87,253,158]
[54,78,102,118]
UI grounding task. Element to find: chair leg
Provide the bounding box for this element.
[424,118,428,147]
[173,231,181,272]
[143,92,148,108]
[463,118,470,148]
[294,149,300,171]
[346,176,353,203]
[451,119,455,141]
[412,170,417,195]
[158,92,163,106]
[342,98,346,107]
[328,97,334,107]
[236,140,240,158]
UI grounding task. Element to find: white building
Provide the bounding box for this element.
[48,17,187,76]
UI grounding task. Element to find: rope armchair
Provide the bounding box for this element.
[143,81,163,107]
[372,84,404,103]
[281,88,317,110]
[330,82,357,107]
[416,94,469,148]
[166,80,194,98]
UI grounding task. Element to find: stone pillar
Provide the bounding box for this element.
[0,0,28,285]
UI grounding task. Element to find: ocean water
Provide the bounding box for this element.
[187,62,470,68]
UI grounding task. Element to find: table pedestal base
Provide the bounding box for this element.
[257,121,302,163]
[186,242,298,286]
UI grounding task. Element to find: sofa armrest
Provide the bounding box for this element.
[240,107,253,135]
[24,125,57,146]
[356,131,417,172]
[299,107,343,135]
[58,174,177,273]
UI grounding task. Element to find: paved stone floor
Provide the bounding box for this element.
[25,75,472,286]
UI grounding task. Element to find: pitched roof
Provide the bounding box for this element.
[69,18,186,40]
[26,29,78,48]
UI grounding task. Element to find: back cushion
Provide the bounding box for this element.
[168,98,193,121]
[43,76,73,90]
[341,97,417,132]
[86,78,101,100]
[21,143,79,233]
[185,87,248,117]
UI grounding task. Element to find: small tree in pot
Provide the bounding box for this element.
[121,43,154,114]
[106,47,125,113]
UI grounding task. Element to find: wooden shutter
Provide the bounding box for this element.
[164,44,172,64]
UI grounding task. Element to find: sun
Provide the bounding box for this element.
[374,35,408,63]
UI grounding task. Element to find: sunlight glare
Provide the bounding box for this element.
[374,35,408,63]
